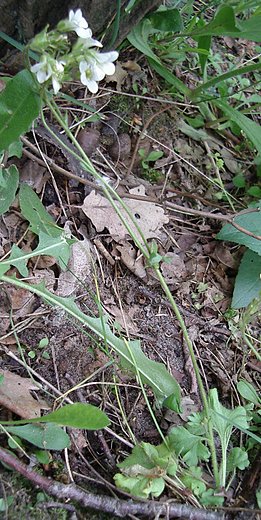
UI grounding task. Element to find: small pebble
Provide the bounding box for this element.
[77,128,100,156]
[109,133,132,160]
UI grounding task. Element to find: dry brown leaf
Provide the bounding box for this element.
[105,62,128,91]
[82,185,169,244]
[161,253,188,284]
[116,242,147,279]
[57,235,92,296]
[103,303,138,334]
[0,369,49,419]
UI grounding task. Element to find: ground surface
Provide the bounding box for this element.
[0,35,260,520]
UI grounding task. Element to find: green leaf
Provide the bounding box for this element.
[198,34,211,76]
[167,426,210,466]
[19,184,63,237]
[127,19,161,64]
[200,488,224,507]
[209,388,249,448]
[0,276,181,408]
[6,423,70,450]
[146,150,163,162]
[7,140,23,158]
[0,232,73,276]
[148,58,190,96]
[217,210,261,255]
[237,380,261,405]
[1,403,110,430]
[118,444,156,471]
[149,8,183,33]
[213,100,261,156]
[0,165,19,215]
[0,70,41,149]
[35,449,51,464]
[227,447,249,472]
[0,496,14,512]
[236,14,261,41]
[181,466,206,496]
[248,185,261,198]
[232,250,261,308]
[38,403,110,429]
[114,473,165,498]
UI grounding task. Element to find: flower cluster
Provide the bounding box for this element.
[30,9,118,95]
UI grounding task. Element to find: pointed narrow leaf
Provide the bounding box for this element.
[19,184,63,237]
[214,101,261,155]
[0,165,19,215]
[39,403,110,429]
[232,250,261,308]
[0,232,73,276]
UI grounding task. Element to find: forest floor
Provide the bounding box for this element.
[0,34,260,520]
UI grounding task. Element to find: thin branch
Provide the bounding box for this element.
[0,448,224,520]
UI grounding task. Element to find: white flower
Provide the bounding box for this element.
[95,51,119,76]
[78,35,103,49]
[79,60,100,93]
[79,51,118,93]
[31,56,65,94]
[68,9,92,38]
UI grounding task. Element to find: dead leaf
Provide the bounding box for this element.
[122,60,141,72]
[116,241,147,279]
[20,161,48,193]
[82,185,169,244]
[0,369,49,419]
[105,62,128,91]
[57,235,92,296]
[161,253,188,284]
[103,303,138,334]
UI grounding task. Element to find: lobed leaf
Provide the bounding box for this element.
[19,184,64,238]
[0,276,181,408]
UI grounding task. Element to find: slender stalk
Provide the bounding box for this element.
[155,268,220,487]
[43,99,151,257]
[30,93,220,487]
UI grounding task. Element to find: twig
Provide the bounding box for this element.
[0,448,225,520]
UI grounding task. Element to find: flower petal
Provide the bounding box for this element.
[96,51,118,64]
[52,77,61,94]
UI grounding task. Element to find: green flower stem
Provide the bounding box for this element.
[43,92,220,487]
[155,267,220,488]
[43,97,150,257]
[241,330,261,362]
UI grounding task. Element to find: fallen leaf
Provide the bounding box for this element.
[57,235,92,296]
[161,253,188,284]
[82,185,169,244]
[105,62,128,91]
[0,369,49,419]
[103,303,138,334]
[116,241,147,279]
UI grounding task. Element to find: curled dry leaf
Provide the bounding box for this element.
[57,236,92,296]
[82,185,169,245]
[115,242,147,279]
[0,369,49,419]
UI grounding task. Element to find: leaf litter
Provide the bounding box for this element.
[0,35,260,518]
